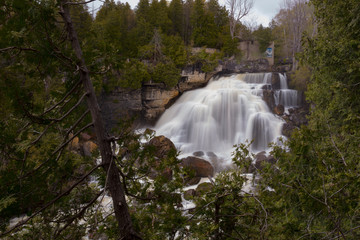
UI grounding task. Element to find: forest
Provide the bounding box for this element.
[0,0,359,239]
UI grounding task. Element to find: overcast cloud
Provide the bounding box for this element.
[89,0,283,27]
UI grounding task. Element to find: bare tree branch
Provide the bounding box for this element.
[226,0,254,39]
[63,0,96,5]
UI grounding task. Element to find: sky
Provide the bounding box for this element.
[88,0,283,27]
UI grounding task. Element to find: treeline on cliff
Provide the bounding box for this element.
[70,0,236,90]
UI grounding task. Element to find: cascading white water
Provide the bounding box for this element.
[274,73,299,107]
[154,73,284,168]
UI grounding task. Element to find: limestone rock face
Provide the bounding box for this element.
[181,156,214,177]
[263,90,275,110]
[271,72,281,89]
[142,84,180,121]
[100,88,142,131]
[178,70,207,92]
[222,58,270,73]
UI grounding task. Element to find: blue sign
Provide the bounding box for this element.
[266,48,273,57]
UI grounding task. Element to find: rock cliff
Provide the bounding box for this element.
[100,60,307,132]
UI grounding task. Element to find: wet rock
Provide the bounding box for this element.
[254,153,276,170]
[193,151,205,157]
[181,156,214,177]
[282,122,296,138]
[184,189,196,200]
[206,152,217,158]
[261,84,272,90]
[195,182,213,196]
[243,152,277,173]
[100,88,142,132]
[148,167,173,181]
[263,90,275,110]
[185,177,201,186]
[274,104,284,115]
[271,72,281,89]
[289,108,308,127]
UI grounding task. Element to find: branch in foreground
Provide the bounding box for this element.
[54,189,105,238]
[0,164,102,237]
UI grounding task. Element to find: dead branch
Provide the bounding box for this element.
[63,0,96,5]
[327,124,347,166]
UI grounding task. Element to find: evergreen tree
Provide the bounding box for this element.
[169,0,184,36]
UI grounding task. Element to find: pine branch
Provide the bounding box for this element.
[42,80,82,116]
[0,164,102,237]
[54,189,104,238]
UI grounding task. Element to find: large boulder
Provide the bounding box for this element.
[243,152,277,173]
[254,152,276,170]
[181,156,214,177]
[147,136,177,180]
[195,182,213,196]
[184,189,196,200]
[148,135,177,158]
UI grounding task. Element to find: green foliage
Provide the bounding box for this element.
[289,64,311,91]
[174,142,267,239]
[104,125,188,239]
[221,35,241,58]
[151,62,180,88]
[119,60,151,89]
[250,1,360,239]
[162,35,189,68]
[253,25,273,53]
[191,49,223,73]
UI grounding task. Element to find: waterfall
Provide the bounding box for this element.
[154,73,284,167]
[274,73,299,107]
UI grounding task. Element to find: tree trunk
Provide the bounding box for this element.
[59,2,140,239]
